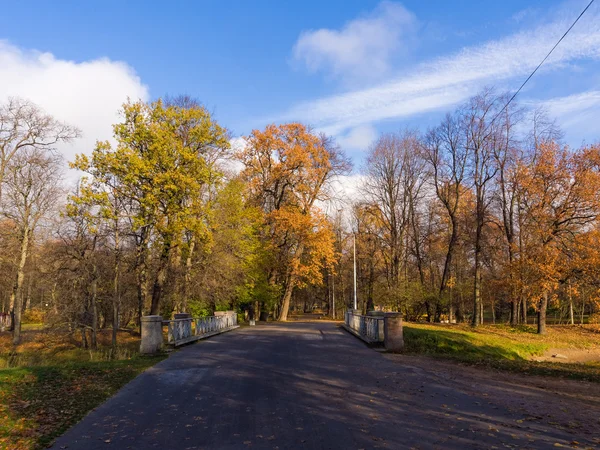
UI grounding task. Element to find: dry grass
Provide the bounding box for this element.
[0,327,142,368]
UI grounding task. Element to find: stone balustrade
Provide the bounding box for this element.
[140,311,239,354]
[343,309,404,352]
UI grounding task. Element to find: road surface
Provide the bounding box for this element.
[51,322,598,449]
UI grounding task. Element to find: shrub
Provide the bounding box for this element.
[22,307,45,324]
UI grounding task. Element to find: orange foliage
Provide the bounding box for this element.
[238,123,349,319]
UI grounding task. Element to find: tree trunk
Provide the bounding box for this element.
[510,300,518,327]
[112,220,120,354]
[11,227,30,345]
[425,301,432,323]
[480,298,484,325]
[278,271,296,322]
[568,281,574,325]
[135,225,149,326]
[537,291,548,335]
[81,327,88,349]
[278,243,305,322]
[182,234,196,313]
[90,264,98,349]
[24,275,32,311]
[366,263,375,312]
[471,251,482,327]
[150,238,171,316]
[521,297,527,325]
[439,217,458,297]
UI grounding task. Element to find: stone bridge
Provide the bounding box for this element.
[51,317,599,449]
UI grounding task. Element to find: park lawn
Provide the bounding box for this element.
[0,328,166,449]
[403,323,600,382]
[0,357,165,450]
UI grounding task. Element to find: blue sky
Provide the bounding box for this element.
[1,0,599,169]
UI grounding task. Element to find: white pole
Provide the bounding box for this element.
[353,233,357,310]
[332,274,336,320]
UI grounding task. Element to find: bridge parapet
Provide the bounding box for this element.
[343,309,404,352]
[140,311,239,354]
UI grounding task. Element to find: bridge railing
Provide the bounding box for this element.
[344,310,384,342]
[163,311,238,346]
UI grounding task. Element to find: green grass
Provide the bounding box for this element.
[403,324,548,361]
[0,328,166,449]
[0,356,165,450]
[402,323,600,383]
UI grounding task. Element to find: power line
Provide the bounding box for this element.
[487,0,595,128]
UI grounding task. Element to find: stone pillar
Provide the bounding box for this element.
[140,315,164,355]
[384,312,404,352]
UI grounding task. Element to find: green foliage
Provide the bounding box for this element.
[191,177,271,312]
[186,300,212,318]
[70,99,231,315]
[72,99,230,235]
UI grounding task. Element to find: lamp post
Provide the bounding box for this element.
[353,232,357,310]
[332,273,336,319]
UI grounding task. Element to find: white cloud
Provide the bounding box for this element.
[283,4,600,136]
[292,1,417,82]
[334,124,378,152]
[319,173,365,220]
[539,90,600,145]
[511,7,540,24]
[219,137,246,174]
[0,41,149,180]
[541,90,600,119]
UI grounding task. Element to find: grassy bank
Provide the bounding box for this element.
[403,323,600,382]
[0,328,166,449]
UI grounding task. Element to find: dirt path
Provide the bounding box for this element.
[535,348,600,363]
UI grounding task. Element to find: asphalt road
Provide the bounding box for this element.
[51,322,596,449]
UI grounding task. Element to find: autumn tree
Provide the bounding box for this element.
[519,142,600,334]
[73,99,229,316]
[238,123,350,321]
[2,148,64,344]
[188,177,264,315]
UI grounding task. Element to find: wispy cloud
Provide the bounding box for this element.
[540,89,600,144]
[291,1,417,83]
[282,4,600,136]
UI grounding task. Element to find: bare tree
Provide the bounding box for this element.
[0,98,79,202]
[423,112,468,309]
[463,90,501,326]
[2,148,64,344]
[362,131,424,307]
